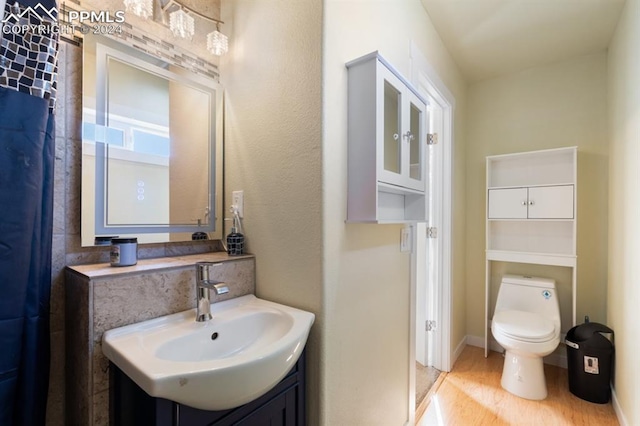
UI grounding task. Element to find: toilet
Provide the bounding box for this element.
[491,274,561,400]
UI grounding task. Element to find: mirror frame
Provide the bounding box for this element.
[82,33,223,243]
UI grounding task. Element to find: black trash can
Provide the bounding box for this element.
[565,322,614,403]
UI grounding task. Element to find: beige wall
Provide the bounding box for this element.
[466,53,609,339]
[221,0,466,424]
[323,0,466,424]
[607,0,640,423]
[219,0,324,422]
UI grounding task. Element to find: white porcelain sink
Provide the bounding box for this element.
[102,295,315,411]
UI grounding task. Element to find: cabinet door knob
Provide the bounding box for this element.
[529,200,535,206]
[393,133,399,141]
[521,201,527,206]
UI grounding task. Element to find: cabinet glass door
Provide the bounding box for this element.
[379,66,427,191]
[383,80,401,175]
[405,91,426,191]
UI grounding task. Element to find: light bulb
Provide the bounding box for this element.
[123,0,153,19]
[169,9,195,39]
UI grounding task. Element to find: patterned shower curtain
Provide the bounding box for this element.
[0,0,58,424]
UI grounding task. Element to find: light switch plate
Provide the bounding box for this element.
[400,226,412,252]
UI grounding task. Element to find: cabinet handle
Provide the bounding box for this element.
[529,200,535,206]
[521,201,527,206]
[403,131,415,141]
[393,133,399,141]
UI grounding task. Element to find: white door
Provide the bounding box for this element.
[424,99,443,368]
[407,41,455,425]
[410,41,454,373]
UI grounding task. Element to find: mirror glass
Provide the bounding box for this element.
[81,33,223,246]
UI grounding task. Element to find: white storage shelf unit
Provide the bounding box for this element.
[484,146,578,356]
[346,51,428,223]
[486,147,577,264]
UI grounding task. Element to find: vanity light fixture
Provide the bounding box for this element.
[207,23,228,56]
[169,8,195,39]
[123,0,153,19]
[161,0,228,53]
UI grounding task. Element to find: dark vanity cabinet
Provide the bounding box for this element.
[110,352,306,426]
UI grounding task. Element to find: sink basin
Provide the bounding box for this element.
[102,295,315,411]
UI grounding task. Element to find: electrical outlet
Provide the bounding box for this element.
[232,190,244,218]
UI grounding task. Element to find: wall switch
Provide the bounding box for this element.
[232,190,244,218]
[400,226,412,252]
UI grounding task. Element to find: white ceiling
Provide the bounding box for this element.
[421,0,626,82]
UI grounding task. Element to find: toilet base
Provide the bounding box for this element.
[501,351,548,400]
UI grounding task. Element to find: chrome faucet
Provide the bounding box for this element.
[195,262,229,322]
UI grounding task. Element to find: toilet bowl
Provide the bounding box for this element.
[491,275,560,400]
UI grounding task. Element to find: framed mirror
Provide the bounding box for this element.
[81,33,223,246]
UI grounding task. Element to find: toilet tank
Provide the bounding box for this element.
[495,275,560,324]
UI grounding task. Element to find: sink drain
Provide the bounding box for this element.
[211,332,219,340]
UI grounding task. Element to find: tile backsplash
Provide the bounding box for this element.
[65,253,255,426]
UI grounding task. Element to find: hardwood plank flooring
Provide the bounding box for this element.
[418,346,619,425]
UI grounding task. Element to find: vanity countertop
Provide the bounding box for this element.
[67,252,254,279]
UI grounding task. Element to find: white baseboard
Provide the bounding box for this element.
[465,335,484,349]
[611,386,629,426]
[465,334,567,368]
[452,336,466,367]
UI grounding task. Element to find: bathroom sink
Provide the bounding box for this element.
[102,295,315,411]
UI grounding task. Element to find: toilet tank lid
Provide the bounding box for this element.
[502,274,555,288]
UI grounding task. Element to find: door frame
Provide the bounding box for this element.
[407,40,455,424]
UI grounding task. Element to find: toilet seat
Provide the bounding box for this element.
[493,310,556,343]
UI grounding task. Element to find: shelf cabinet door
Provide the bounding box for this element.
[527,185,574,219]
[377,64,427,192]
[488,188,528,219]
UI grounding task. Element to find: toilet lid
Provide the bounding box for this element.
[493,310,556,342]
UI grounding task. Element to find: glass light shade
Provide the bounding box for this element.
[169,9,195,39]
[207,30,228,56]
[123,0,153,19]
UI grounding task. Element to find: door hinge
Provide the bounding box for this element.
[427,227,438,238]
[427,133,438,145]
[426,320,437,332]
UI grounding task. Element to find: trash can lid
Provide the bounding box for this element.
[573,322,614,341]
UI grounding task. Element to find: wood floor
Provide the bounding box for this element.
[418,346,619,425]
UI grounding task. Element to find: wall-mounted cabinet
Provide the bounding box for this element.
[485,147,578,356]
[346,52,429,223]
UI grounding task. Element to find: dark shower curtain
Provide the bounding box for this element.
[0,0,58,424]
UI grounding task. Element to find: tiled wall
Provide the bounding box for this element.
[65,254,255,426]
[49,0,224,421]
[49,39,223,426]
